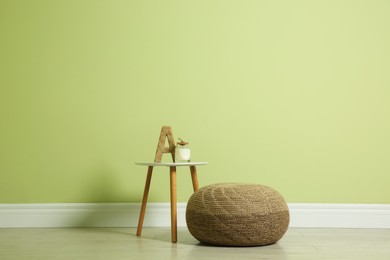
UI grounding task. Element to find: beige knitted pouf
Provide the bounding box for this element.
[186,183,289,247]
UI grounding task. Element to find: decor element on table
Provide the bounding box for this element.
[176,138,191,162]
[186,183,290,247]
[154,126,176,162]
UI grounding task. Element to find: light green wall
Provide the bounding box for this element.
[1,0,389,203]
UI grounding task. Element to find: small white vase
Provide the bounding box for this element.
[175,147,191,162]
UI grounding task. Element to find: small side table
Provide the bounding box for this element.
[135,162,208,243]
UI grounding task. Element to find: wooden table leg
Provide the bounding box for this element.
[170,166,177,243]
[190,166,199,192]
[136,166,153,237]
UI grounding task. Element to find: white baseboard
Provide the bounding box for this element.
[288,203,390,228]
[0,203,389,228]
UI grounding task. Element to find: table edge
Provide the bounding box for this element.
[135,162,208,167]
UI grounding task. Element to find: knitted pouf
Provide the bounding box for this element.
[186,183,289,247]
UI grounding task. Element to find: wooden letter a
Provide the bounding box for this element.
[154,126,176,163]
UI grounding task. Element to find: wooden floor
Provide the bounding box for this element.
[0,227,389,259]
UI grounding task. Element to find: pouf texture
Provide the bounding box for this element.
[186,183,289,246]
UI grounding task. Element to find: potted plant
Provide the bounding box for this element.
[175,138,191,162]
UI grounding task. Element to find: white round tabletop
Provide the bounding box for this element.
[135,162,208,167]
